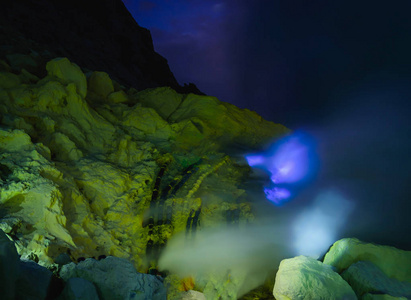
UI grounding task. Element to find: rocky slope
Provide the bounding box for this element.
[0,54,288,298]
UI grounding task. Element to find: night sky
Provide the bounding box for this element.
[123,1,411,250]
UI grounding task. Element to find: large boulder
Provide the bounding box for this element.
[59,277,99,300]
[273,255,357,300]
[323,238,411,283]
[0,229,19,300]
[16,259,54,300]
[60,256,166,300]
[341,261,411,299]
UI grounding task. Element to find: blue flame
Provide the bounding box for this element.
[245,131,318,205]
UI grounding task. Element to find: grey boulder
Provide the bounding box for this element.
[59,277,99,300]
[60,256,166,300]
[0,229,19,300]
[341,261,411,299]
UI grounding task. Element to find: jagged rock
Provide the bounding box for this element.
[323,238,411,283]
[60,256,166,300]
[180,290,206,300]
[59,277,99,300]
[0,229,19,300]
[341,261,411,299]
[273,255,357,300]
[16,259,53,300]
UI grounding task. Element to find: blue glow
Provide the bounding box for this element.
[245,132,318,205]
[264,187,291,205]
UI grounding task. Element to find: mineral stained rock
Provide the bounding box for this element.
[323,238,411,283]
[0,56,288,298]
[273,255,357,300]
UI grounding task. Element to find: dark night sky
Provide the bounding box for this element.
[123,0,411,128]
[123,0,411,250]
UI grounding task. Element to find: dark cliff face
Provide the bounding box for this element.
[0,0,202,94]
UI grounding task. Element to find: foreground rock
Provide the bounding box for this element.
[323,238,411,282]
[60,256,166,300]
[0,229,19,300]
[273,255,357,300]
[16,259,54,300]
[341,261,411,299]
[59,277,99,300]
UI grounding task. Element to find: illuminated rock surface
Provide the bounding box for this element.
[323,238,411,283]
[273,255,357,300]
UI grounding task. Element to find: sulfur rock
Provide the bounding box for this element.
[46,57,87,98]
[136,87,183,120]
[107,90,128,103]
[88,71,114,100]
[0,71,21,89]
[273,255,357,300]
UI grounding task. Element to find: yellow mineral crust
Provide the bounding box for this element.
[0,56,288,282]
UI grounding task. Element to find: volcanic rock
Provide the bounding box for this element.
[60,256,166,300]
[58,277,100,300]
